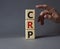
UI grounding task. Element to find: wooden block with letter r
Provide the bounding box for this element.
[25,20,35,30]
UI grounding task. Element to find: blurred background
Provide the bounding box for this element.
[0,0,60,38]
[0,0,60,49]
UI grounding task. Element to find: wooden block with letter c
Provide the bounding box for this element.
[25,9,35,20]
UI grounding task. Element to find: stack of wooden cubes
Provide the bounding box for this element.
[25,9,35,39]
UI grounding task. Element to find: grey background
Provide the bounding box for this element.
[0,0,60,49]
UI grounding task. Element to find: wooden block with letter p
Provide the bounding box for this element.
[25,30,35,39]
[25,9,35,39]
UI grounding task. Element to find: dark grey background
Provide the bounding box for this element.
[0,0,60,49]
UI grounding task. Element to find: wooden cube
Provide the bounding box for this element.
[25,30,35,39]
[25,20,35,30]
[25,9,35,20]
